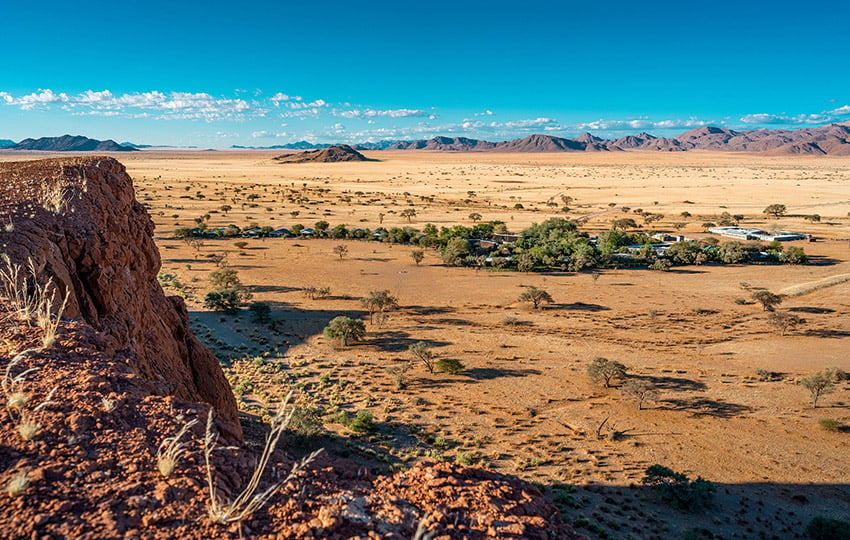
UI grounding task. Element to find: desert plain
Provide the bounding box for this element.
[5,149,848,538]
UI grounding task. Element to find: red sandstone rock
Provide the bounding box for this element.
[0,157,240,437]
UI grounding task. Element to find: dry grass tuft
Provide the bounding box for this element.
[5,469,29,497]
[156,418,199,478]
[204,391,323,525]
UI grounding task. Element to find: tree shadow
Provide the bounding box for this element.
[806,256,841,266]
[660,397,751,418]
[430,317,476,326]
[467,367,542,380]
[789,306,835,314]
[802,329,850,338]
[632,374,707,391]
[406,305,455,316]
[249,284,301,293]
[370,331,451,352]
[552,302,611,312]
[667,268,709,274]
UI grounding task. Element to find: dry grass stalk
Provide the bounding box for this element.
[157,418,199,477]
[203,391,323,524]
[0,257,69,347]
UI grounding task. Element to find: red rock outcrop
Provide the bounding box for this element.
[0,157,240,437]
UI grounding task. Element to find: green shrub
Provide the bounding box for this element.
[436,358,465,375]
[642,464,715,511]
[818,419,841,432]
[248,301,272,323]
[204,288,243,313]
[348,410,376,433]
[806,516,850,540]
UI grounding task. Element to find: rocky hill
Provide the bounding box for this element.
[0,139,15,149]
[9,135,137,152]
[0,157,582,538]
[384,122,850,155]
[274,144,372,163]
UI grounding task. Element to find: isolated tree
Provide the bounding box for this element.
[233,241,249,250]
[622,380,660,410]
[400,208,417,223]
[360,290,399,323]
[378,212,385,224]
[588,357,628,388]
[767,311,804,336]
[333,244,349,260]
[643,213,664,225]
[751,290,783,312]
[409,341,436,373]
[323,316,366,347]
[763,204,787,218]
[517,287,553,309]
[469,212,483,223]
[800,371,836,408]
[209,267,242,289]
[804,214,821,223]
[612,218,638,230]
[219,204,232,215]
[204,288,243,314]
[249,301,272,324]
[411,249,425,266]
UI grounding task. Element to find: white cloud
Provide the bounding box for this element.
[252,130,270,138]
[474,110,494,116]
[334,108,430,119]
[739,113,837,125]
[824,105,850,115]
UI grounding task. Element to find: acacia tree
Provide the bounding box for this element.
[800,371,836,408]
[767,311,804,335]
[763,204,787,218]
[621,380,660,410]
[752,291,783,312]
[400,208,417,222]
[588,357,628,388]
[411,250,425,266]
[408,341,436,373]
[323,316,366,347]
[360,290,399,323]
[333,245,349,260]
[469,212,482,223]
[517,287,553,309]
[209,267,242,289]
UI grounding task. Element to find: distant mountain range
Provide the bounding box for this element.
[4,123,849,155]
[7,135,137,152]
[384,123,850,155]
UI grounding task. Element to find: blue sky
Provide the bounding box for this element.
[1,0,849,146]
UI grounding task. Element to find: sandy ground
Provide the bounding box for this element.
[4,149,849,537]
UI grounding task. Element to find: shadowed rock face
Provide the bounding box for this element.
[0,156,240,438]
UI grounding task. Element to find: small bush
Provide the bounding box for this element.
[436,358,464,375]
[818,419,841,432]
[642,464,715,512]
[249,301,272,323]
[348,410,376,433]
[806,516,850,540]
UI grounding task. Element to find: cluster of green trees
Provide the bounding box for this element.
[181,215,808,272]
